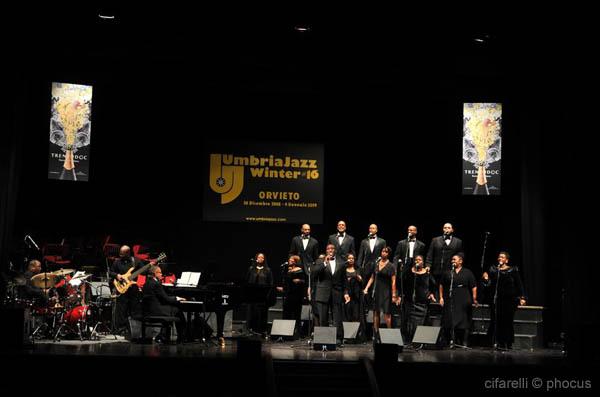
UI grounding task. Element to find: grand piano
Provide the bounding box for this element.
[164,282,271,342]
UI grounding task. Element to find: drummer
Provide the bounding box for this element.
[22,260,49,304]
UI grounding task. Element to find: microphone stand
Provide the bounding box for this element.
[306,261,314,346]
[480,233,490,272]
[449,265,470,349]
[492,266,501,350]
[400,237,410,334]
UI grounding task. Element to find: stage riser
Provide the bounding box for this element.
[473,306,543,322]
[472,320,543,336]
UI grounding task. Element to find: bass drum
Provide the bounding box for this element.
[64,305,92,325]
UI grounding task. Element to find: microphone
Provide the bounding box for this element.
[25,235,39,250]
[407,233,412,241]
[250,258,256,262]
[485,231,491,235]
[280,261,289,267]
[375,256,382,262]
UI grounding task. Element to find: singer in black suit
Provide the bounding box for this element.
[425,223,464,288]
[313,244,349,339]
[393,225,427,269]
[357,224,386,284]
[327,220,356,261]
[289,224,320,270]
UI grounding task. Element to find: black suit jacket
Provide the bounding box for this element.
[312,256,347,303]
[425,235,464,275]
[327,233,356,260]
[289,235,320,268]
[357,236,386,276]
[142,276,178,316]
[393,239,426,266]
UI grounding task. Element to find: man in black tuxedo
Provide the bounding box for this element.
[289,224,320,271]
[327,220,356,261]
[393,225,427,270]
[313,243,349,340]
[426,223,464,288]
[357,224,386,282]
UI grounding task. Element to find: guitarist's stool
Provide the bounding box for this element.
[141,315,180,344]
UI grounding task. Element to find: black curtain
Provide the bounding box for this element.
[0,72,25,270]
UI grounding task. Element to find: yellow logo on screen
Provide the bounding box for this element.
[209,154,244,204]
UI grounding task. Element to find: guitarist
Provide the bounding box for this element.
[109,245,152,336]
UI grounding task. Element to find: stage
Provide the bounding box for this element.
[20,336,565,365]
[2,337,583,396]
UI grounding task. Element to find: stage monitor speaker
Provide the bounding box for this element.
[378,328,404,350]
[301,305,311,321]
[343,322,360,340]
[270,319,296,338]
[313,326,337,351]
[412,326,441,345]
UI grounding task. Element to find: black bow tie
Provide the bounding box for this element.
[369,236,376,239]
[337,234,345,238]
[444,236,452,241]
[302,236,309,240]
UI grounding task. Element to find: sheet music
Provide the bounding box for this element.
[176,271,201,287]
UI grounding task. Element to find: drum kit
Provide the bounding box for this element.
[18,269,117,342]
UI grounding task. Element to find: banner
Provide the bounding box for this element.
[462,103,502,195]
[203,141,324,223]
[48,82,93,181]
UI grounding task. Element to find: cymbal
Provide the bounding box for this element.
[51,269,75,276]
[31,273,58,288]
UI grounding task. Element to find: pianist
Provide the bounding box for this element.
[142,265,186,342]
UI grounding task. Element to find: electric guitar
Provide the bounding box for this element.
[113,252,167,295]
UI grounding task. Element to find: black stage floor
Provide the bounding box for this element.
[1,337,593,396]
[17,336,566,365]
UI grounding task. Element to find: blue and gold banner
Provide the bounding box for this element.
[48,82,93,182]
[462,103,502,195]
[203,141,324,223]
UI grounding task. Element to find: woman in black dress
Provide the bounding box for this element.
[363,246,397,335]
[279,255,306,336]
[245,252,273,336]
[481,251,526,350]
[344,253,363,322]
[439,254,478,347]
[401,255,436,342]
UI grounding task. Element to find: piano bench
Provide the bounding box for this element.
[141,316,180,344]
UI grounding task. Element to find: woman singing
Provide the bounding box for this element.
[481,251,526,350]
[278,255,306,337]
[439,254,477,347]
[245,252,273,337]
[401,255,436,342]
[363,246,397,338]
